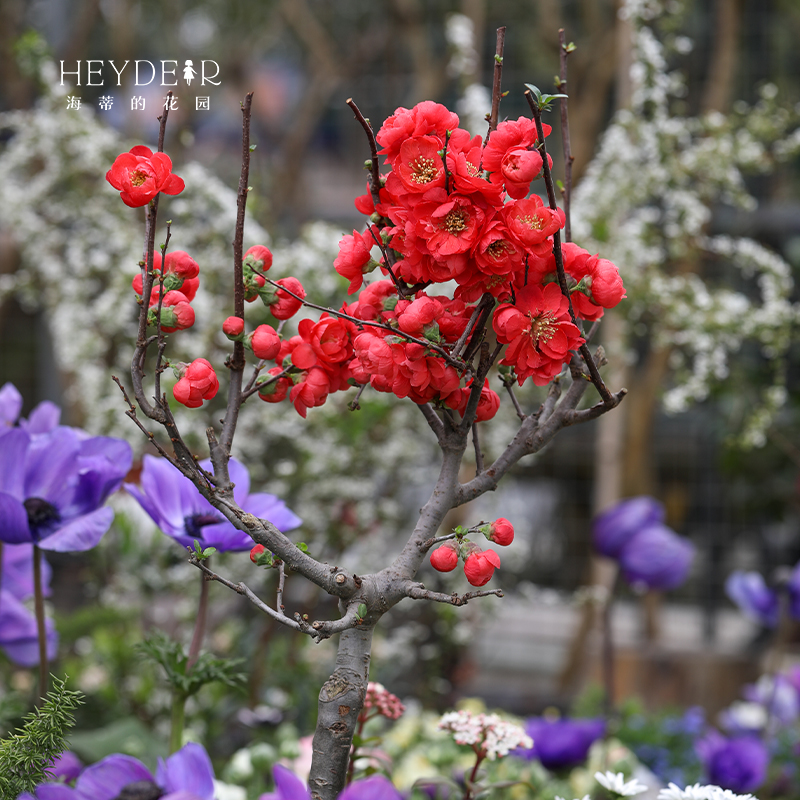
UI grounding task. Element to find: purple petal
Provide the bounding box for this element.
[788,561,800,620]
[30,785,77,800]
[171,518,252,552]
[226,458,252,505]
[0,382,22,426]
[270,764,311,800]
[0,428,31,497]
[726,571,779,627]
[519,717,606,769]
[137,455,207,535]
[74,754,153,800]
[697,733,769,793]
[37,506,114,552]
[593,496,664,558]
[245,493,302,533]
[156,742,215,799]
[0,491,33,544]
[338,775,403,800]
[23,401,62,434]
[47,750,84,781]
[23,427,82,507]
[618,524,695,590]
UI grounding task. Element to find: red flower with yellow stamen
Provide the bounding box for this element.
[106,146,184,208]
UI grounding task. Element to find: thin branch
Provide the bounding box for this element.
[525,90,615,405]
[404,582,504,607]
[450,293,494,361]
[558,29,574,242]
[257,272,468,371]
[503,380,526,421]
[276,561,287,616]
[346,98,382,210]
[486,27,507,141]
[417,402,446,445]
[472,423,484,473]
[348,382,368,411]
[153,221,172,402]
[217,92,255,469]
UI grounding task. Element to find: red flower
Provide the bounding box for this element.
[503,196,565,251]
[463,548,501,586]
[588,258,626,308]
[132,251,199,303]
[487,518,514,546]
[250,324,281,360]
[493,282,584,386]
[430,542,459,572]
[173,358,219,408]
[334,229,376,295]
[106,145,185,208]
[392,136,447,194]
[289,367,331,418]
[155,290,195,333]
[270,277,306,320]
[458,379,501,423]
[376,101,459,164]
[299,316,352,365]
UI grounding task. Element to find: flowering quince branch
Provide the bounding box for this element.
[558,29,575,242]
[110,30,633,796]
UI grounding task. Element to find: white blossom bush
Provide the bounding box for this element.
[572,0,800,446]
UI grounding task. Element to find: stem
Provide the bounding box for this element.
[487,27,506,138]
[187,566,209,671]
[558,29,574,242]
[169,690,187,753]
[33,544,48,702]
[464,749,486,800]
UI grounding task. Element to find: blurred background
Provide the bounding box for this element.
[1,0,800,778]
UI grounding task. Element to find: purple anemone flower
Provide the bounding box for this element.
[617,524,695,591]
[516,717,605,770]
[0,543,57,666]
[0,425,132,552]
[593,496,664,558]
[259,766,403,800]
[46,751,84,782]
[0,382,61,438]
[725,571,779,627]
[19,742,215,800]
[125,455,301,552]
[696,731,769,794]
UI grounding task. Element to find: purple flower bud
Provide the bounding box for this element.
[516,717,605,770]
[617,524,695,591]
[696,731,769,793]
[725,571,779,627]
[593,496,664,558]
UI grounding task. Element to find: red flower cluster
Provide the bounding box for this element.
[134,250,200,334]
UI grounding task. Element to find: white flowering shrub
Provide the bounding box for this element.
[572,0,800,446]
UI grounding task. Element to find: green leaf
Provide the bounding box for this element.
[296,542,309,554]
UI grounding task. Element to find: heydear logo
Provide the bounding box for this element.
[60,59,221,113]
[59,59,221,86]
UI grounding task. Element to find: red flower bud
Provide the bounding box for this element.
[463,548,501,586]
[223,316,245,338]
[250,324,281,360]
[257,367,291,403]
[244,245,273,272]
[430,542,459,572]
[488,518,514,546]
[250,544,266,563]
[270,277,306,320]
[173,358,219,408]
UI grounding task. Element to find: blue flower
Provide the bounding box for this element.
[593,496,663,558]
[18,742,215,800]
[696,730,769,794]
[0,425,132,552]
[516,717,605,770]
[125,454,301,552]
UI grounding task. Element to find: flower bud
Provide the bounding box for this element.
[250,544,266,563]
[484,518,514,546]
[249,324,281,361]
[430,541,459,572]
[223,316,245,340]
[463,548,501,586]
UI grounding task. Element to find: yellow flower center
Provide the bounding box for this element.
[409,157,437,184]
[441,208,468,234]
[130,169,148,187]
[529,311,557,344]
[520,214,544,230]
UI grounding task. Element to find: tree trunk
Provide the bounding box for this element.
[308,625,375,800]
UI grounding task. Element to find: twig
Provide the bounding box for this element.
[404,583,504,607]
[276,561,287,616]
[451,293,494,361]
[348,382,368,411]
[346,98,382,210]
[153,221,172,402]
[503,380,526,421]
[525,90,615,405]
[218,92,255,465]
[486,27,507,140]
[417,402,446,445]
[472,423,484,473]
[558,30,574,242]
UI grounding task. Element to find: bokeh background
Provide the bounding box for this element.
[1,0,800,782]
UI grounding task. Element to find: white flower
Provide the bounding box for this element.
[555,796,590,800]
[438,709,532,760]
[657,783,756,800]
[594,770,649,796]
[213,780,247,800]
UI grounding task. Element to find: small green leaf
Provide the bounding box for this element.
[357,603,368,619]
[202,546,217,558]
[249,144,257,151]
[297,542,309,553]
[494,54,503,64]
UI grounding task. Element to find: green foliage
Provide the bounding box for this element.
[137,629,246,699]
[0,676,84,800]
